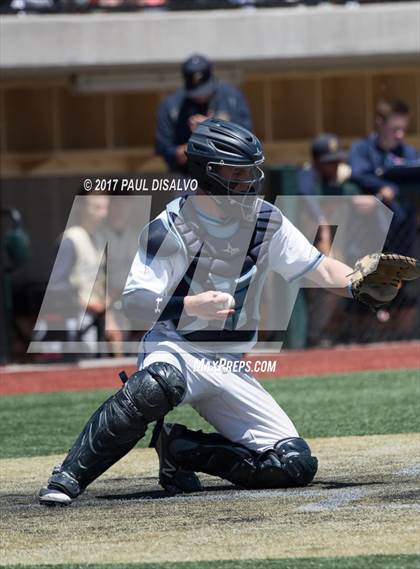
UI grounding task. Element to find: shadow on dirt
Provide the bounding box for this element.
[96,484,235,501]
[314,480,384,489]
[96,480,385,501]
[379,489,420,502]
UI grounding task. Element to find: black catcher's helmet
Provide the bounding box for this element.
[186,118,265,218]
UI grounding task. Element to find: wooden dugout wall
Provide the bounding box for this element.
[1,66,419,178]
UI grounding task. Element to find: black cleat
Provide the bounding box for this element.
[39,468,81,507]
[39,486,73,507]
[156,423,202,495]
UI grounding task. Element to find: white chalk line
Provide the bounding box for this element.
[296,464,420,513]
[297,487,369,512]
[396,464,420,477]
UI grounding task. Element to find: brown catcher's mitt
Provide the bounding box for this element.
[349,253,420,309]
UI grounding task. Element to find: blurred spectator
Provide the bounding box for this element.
[349,98,419,256]
[0,0,166,12]
[298,134,360,347]
[298,133,360,255]
[155,54,252,174]
[88,0,165,10]
[102,195,140,354]
[46,194,122,357]
[5,0,61,12]
[1,208,30,363]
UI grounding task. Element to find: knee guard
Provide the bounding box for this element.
[271,437,318,486]
[124,362,186,421]
[49,363,186,497]
[252,438,317,488]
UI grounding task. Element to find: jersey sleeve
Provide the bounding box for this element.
[268,214,324,282]
[122,214,188,322]
[123,247,174,297]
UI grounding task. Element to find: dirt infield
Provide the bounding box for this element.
[1,433,419,565]
[0,341,419,395]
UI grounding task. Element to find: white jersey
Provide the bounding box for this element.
[123,196,324,450]
[123,196,323,354]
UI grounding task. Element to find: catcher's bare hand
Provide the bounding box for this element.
[184,291,235,320]
[349,253,420,309]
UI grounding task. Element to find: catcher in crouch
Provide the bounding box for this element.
[39,119,420,505]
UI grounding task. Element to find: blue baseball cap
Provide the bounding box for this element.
[182,54,216,98]
[311,134,347,163]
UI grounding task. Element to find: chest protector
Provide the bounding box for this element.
[166,197,282,342]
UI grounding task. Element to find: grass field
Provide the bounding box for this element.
[1,368,419,568]
[1,369,419,459]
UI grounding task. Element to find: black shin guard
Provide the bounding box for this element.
[52,389,147,494]
[49,363,186,497]
[169,427,258,488]
[168,427,318,489]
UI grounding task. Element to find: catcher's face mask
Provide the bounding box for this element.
[206,161,265,219]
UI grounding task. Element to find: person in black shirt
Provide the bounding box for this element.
[349,99,418,255]
[155,54,252,174]
[298,134,361,346]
